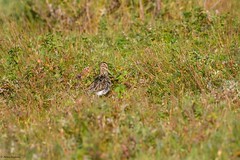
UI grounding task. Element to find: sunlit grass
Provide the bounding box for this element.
[0,0,240,159]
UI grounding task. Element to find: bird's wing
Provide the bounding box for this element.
[88,75,103,92]
[88,75,112,93]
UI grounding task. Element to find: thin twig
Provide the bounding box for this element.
[154,0,161,17]
[139,0,145,21]
[210,0,222,9]
[204,0,207,10]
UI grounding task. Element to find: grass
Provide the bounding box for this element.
[0,0,240,159]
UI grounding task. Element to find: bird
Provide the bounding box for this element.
[88,62,112,96]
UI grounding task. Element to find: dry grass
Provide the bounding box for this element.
[0,0,240,159]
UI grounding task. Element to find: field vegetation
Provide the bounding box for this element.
[0,0,239,159]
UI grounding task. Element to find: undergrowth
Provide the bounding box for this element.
[0,0,240,159]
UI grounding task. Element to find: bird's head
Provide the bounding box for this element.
[100,62,109,75]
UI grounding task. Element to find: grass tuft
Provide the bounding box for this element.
[0,0,240,159]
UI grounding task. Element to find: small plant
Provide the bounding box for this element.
[0,0,240,159]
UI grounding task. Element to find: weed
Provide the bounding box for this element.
[0,0,240,159]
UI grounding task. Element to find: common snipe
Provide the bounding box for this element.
[88,62,112,96]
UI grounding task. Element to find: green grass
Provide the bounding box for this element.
[0,0,240,159]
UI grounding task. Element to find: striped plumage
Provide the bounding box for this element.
[88,62,112,96]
